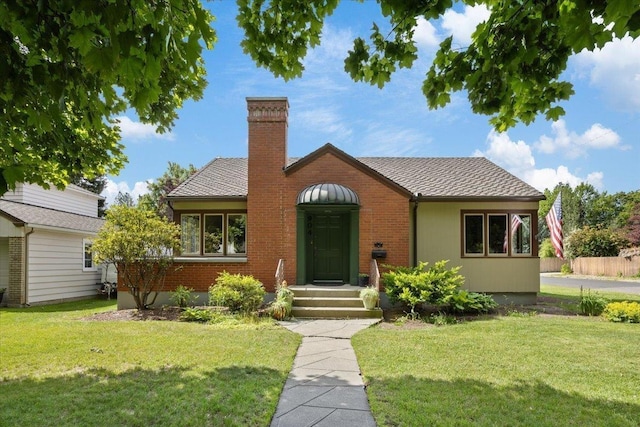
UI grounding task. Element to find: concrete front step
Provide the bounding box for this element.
[294,296,362,308]
[288,285,382,319]
[292,306,383,319]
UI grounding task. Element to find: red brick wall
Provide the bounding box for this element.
[161,97,410,294]
[282,152,410,281]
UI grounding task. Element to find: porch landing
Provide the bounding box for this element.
[289,285,383,319]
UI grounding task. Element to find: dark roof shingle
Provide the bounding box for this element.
[0,200,104,233]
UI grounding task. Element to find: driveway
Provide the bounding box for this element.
[540,273,640,295]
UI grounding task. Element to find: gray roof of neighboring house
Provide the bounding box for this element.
[0,200,104,233]
[168,148,543,200]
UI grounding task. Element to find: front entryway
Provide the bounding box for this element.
[295,183,360,286]
[307,213,350,284]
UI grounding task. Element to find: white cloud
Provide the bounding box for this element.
[414,18,440,49]
[304,24,354,72]
[361,124,430,157]
[115,116,175,141]
[441,4,491,47]
[477,131,604,192]
[573,36,640,111]
[101,179,151,206]
[534,119,621,158]
[295,107,353,143]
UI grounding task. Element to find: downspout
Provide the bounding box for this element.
[412,194,419,267]
[23,226,35,306]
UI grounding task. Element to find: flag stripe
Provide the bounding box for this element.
[545,194,564,259]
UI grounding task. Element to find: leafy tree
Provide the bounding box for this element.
[93,205,181,310]
[113,191,135,207]
[138,162,197,219]
[72,175,108,217]
[623,203,640,247]
[238,0,639,130]
[0,0,215,195]
[566,226,628,258]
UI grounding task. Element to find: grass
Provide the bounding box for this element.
[0,299,301,427]
[353,315,640,426]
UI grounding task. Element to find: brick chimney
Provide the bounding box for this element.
[246,97,289,290]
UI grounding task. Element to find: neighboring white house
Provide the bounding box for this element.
[0,183,105,306]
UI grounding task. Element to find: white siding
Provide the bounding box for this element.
[0,238,8,290]
[27,230,101,303]
[3,183,99,217]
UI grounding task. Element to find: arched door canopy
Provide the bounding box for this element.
[297,183,360,205]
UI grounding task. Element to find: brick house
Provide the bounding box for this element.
[117,97,545,309]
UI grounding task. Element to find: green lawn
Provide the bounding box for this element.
[353,312,640,426]
[0,300,301,427]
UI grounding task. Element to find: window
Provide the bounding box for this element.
[83,239,96,271]
[462,211,536,257]
[179,212,247,257]
[204,214,223,255]
[488,214,507,254]
[464,214,484,255]
[181,214,201,255]
[227,214,246,255]
[511,214,532,255]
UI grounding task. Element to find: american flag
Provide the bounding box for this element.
[545,194,563,259]
[504,214,523,252]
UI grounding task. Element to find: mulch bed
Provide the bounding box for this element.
[84,296,575,326]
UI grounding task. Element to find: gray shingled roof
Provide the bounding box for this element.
[170,158,248,198]
[357,157,543,199]
[0,200,104,233]
[168,154,543,200]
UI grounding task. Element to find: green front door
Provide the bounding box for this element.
[307,213,349,283]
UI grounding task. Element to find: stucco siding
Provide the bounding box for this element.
[27,230,101,303]
[416,201,540,294]
[172,201,247,210]
[3,183,99,217]
[0,216,22,237]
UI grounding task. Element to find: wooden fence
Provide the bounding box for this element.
[540,256,640,277]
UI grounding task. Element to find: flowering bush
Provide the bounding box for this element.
[602,301,640,323]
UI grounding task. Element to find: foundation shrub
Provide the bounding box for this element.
[602,301,640,323]
[445,290,498,314]
[208,272,265,313]
[180,307,217,322]
[170,285,198,308]
[382,260,464,315]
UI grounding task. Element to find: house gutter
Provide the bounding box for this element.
[412,194,419,267]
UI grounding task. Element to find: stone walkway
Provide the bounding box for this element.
[270,319,381,427]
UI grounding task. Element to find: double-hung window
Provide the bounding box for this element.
[83,239,96,271]
[462,212,535,257]
[180,213,247,257]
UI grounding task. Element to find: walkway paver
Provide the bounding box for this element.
[271,319,381,427]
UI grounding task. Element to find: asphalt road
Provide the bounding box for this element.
[540,273,640,295]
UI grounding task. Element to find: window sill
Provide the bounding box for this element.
[175,257,248,263]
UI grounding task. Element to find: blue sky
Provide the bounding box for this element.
[102,2,640,204]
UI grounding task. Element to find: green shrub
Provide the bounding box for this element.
[208,272,265,313]
[275,287,294,305]
[602,301,640,323]
[445,290,498,314]
[382,260,464,315]
[566,226,629,258]
[170,285,198,308]
[427,312,459,326]
[180,307,216,322]
[539,238,556,258]
[268,299,291,321]
[579,288,609,316]
[560,263,573,275]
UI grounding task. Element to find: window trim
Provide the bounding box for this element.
[82,238,97,272]
[461,210,538,258]
[180,213,201,256]
[177,211,247,257]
